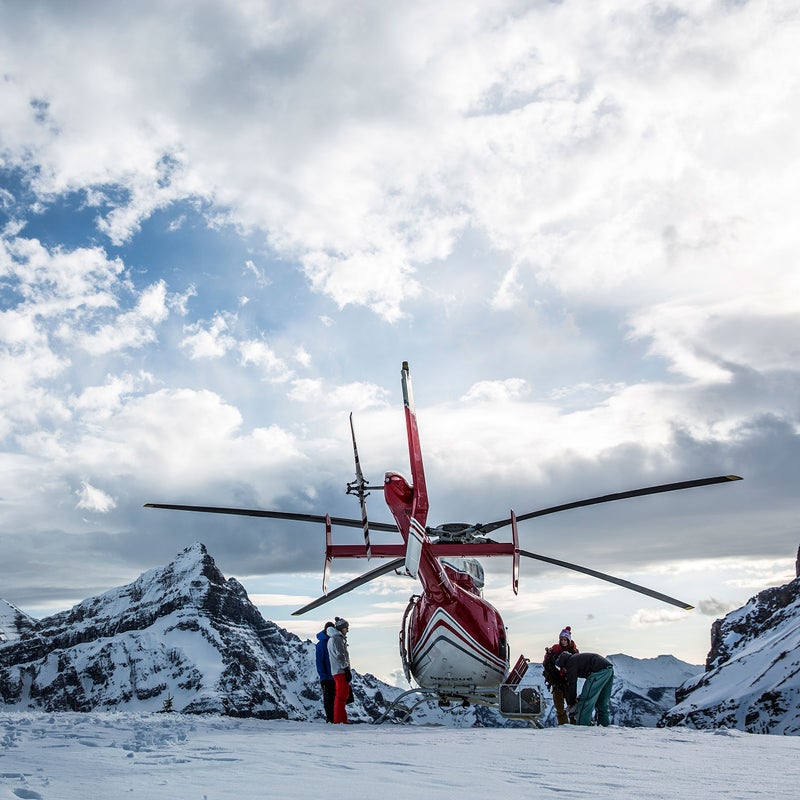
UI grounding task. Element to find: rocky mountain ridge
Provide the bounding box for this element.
[660,574,800,734]
[0,544,378,719]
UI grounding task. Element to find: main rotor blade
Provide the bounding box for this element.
[518,549,693,610]
[292,557,407,615]
[144,503,398,533]
[479,475,742,535]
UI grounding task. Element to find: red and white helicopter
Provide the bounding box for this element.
[147,362,741,720]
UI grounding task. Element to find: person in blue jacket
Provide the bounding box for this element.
[556,650,614,726]
[315,621,335,723]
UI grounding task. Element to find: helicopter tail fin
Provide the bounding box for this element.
[401,362,429,527]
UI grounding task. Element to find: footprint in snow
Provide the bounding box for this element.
[13,790,44,800]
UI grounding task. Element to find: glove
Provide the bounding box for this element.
[344,667,352,683]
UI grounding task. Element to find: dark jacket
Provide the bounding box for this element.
[559,652,612,706]
[315,629,333,682]
[543,640,579,690]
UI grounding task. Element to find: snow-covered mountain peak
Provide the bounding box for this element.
[608,653,701,688]
[120,541,219,604]
[1,543,328,717]
[0,597,38,644]
[32,542,226,644]
[661,575,800,734]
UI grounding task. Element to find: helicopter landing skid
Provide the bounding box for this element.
[373,683,542,725]
[372,688,443,725]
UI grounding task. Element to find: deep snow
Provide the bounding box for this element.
[1,712,799,800]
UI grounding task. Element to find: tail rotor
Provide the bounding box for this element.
[346,412,378,559]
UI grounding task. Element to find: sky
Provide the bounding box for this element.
[1,0,799,685]
[2,711,800,799]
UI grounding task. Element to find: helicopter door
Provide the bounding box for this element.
[400,595,420,685]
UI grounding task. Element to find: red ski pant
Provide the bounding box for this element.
[333,673,349,724]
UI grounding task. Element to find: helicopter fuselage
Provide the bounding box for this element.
[384,469,510,697]
[402,578,509,695]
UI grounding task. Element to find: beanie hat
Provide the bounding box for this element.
[559,626,572,642]
[334,617,349,631]
[556,651,572,669]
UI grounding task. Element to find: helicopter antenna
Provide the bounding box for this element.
[345,412,378,559]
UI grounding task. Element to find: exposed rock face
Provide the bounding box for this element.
[0,544,386,719]
[0,599,39,644]
[660,576,800,734]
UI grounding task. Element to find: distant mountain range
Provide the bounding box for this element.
[2,543,798,732]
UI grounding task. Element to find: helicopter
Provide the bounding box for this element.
[146,361,741,719]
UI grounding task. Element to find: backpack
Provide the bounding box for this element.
[542,648,563,692]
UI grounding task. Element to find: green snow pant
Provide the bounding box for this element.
[575,667,614,726]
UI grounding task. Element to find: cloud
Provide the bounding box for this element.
[239,340,292,382]
[695,598,736,617]
[294,346,312,368]
[1,236,123,318]
[86,388,303,490]
[69,373,145,421]
[3,1,790,326]
[630,607,688,627]
[181,312,237,359]
[75,481,117,513]
[633,301,800,380]
[461,378,529,403]
[287,380,389,412]
[250,593,314,607]
[244,259,270,288]
[180,314,294,382]
[74,280,170,355]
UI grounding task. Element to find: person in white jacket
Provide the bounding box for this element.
[327,617,352,724]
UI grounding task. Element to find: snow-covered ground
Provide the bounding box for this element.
[2,712,799,799]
